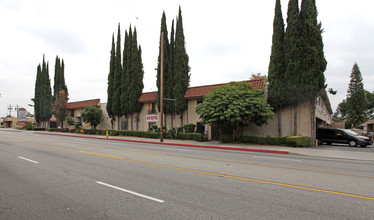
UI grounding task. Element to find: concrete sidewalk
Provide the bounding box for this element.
[28,130,374,161]
[2,129,374,161]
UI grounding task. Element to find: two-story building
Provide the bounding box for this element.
[72,79,332,140]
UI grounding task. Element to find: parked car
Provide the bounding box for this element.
[317,128,373,147]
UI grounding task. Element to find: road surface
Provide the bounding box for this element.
[1,131,373,219]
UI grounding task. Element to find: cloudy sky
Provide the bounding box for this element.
[1,0,373,117]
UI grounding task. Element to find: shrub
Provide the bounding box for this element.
[177,133,206,142]
[149,124,158,132]
[286,136,311,147]
[66,116,75,127]
[32,127,46,131]
[218,134,234,143]
[25,122,32,130]
[48,128,69,132]
[183,124,196,133]
[75,122,82,129]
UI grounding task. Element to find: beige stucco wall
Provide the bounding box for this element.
[315,96,331,125]
[96,103,112,130]
[243,100,312,137]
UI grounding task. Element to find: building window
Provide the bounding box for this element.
[197,99,203,105]
[70,110,74,117]
[149,122,156,131]
[148,103,157,114]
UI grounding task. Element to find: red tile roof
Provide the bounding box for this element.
[139,91,158,103]
[66,99,100,109]
[138,79,264,103]
[184,79,264,99]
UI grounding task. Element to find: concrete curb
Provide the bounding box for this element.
[34,132,289,155]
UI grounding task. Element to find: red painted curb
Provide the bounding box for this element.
[34,132,289,155]
[0,130,21,132]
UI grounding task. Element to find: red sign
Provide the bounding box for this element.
[146,115,159,122]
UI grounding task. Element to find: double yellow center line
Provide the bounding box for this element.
[9,138,374,201]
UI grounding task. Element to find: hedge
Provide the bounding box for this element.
[238,136,287,145]
[286,136,311,147]
[48,128,69,132]
[176,133,206,142]
[218,134,287,145]
[32,127,46,131]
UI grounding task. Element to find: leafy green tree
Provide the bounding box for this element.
[106,34,115,124]
[112,24,123,129]
[333,99,348,120]
[346,63,367,128]
[81,106,102,130]
[66,116,75,127]
[174,6,190,125]
[196,82,274,141]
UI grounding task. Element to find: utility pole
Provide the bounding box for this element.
[160,32,164,142]
[7,104,13,117]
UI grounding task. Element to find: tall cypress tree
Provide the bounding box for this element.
[300,0,327,144]
[156,11,170,127]
[300,0,326,98]
[112,24,123,129]
[41,57,53,128]
[120,25,144,130]
[284,0,302,105]
[283,0,302,135]
[121,29,131,121]
[59,59,67,96]
[53,56,68,128]
[107,34,115,123]
[53,56,61,101]
[174,6,190,125]
[268,0,286,137]
[346,63,367,128]
[169,19,176,127]
[33,64,42,125]
[130,28,144,130]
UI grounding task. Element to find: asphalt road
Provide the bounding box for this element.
[1,131,374,219]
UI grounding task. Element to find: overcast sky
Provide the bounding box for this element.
[1,0,373,117]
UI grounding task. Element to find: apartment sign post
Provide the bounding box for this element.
[146,115,159,122]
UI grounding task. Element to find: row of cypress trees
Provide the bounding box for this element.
[33,56,53,127]
[33,55,68,128]
[106,24,144,130]
[156,7,190,127]
[267,0,327,141]
[107,7,190,130]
